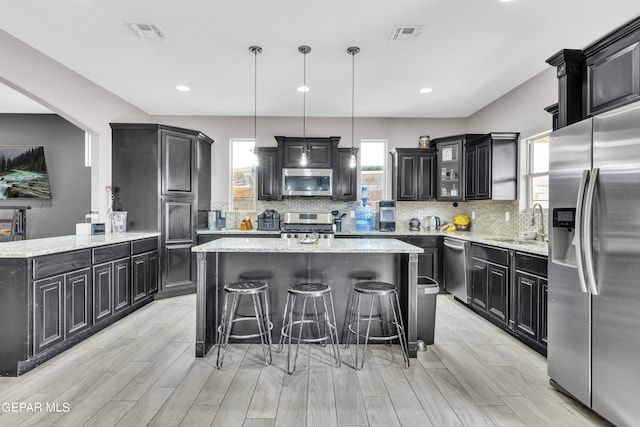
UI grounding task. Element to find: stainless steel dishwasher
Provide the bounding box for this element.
[443,237,469,303]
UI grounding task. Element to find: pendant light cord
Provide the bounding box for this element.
[351,49,355,150]
[249,46,262,143]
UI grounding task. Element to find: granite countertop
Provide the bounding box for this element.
[0,232,160,258]
[192,237,424,254]
[197,228,548,256]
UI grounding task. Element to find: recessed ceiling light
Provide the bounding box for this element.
[176,85,190,92]
[297,86,310,92]
[419,87,433,94]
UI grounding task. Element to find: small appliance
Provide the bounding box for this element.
[281,212,334,239]
[257,209,281,231]
[409,218,421,231]
[378,200,396,231]
[282,168,332,197]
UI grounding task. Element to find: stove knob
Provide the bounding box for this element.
[293,234,298,239]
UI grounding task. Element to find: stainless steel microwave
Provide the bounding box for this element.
[282,168,333,197]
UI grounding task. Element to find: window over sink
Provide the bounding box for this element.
[521,132,549,211]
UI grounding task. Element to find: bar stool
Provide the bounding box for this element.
[278,282,341,374]
[345,281,409,370]
[216,280,273,369]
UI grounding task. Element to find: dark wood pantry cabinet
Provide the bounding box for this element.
[111,123,213,298]
[390,148,436,201]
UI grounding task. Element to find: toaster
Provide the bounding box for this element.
[257,209,280,231]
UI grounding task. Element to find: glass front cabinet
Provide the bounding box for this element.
[434,134,481,202]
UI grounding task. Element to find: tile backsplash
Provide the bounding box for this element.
[213,198,547,240]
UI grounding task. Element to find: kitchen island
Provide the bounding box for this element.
[0,232,160,376]
[192,237,425,358]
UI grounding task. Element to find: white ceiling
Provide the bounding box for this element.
[1,1,639,118]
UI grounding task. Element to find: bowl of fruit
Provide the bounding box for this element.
[453,214,471,231]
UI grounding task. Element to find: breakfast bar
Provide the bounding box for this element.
[192,237,425,358]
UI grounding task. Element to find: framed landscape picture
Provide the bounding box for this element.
[0,145,52,199]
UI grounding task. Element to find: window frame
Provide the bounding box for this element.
[359,139,388,202]
[229,138,257,213]
[520,131,550,212]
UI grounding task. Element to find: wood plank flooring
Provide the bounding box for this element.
[0,294,611,426]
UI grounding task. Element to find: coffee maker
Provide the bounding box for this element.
[378,200,396,231]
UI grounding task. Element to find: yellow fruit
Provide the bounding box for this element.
[454,214,470,225]
[446,224,456,232]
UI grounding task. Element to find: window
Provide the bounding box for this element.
[230,139,256,212]
[359,140,387,202]
[524,132,549,210]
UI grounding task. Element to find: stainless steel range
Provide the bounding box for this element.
[281,212,334,239]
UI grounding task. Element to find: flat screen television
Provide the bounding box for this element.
[0,145,52,199]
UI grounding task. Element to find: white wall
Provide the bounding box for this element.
[0,29,150,223]
[466,67,557,139]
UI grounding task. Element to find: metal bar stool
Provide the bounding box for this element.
[216,280,273,369]
[345,281,409,370]
[278,282,341,374]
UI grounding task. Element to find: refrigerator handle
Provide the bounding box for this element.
[574,169,590,294]
[583,168,600,295]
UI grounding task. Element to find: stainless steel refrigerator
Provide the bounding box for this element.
[548,101,640,427]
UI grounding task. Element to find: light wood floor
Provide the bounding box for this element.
[0,294,609,426]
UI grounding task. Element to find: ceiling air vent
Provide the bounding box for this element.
[126,21,167,39]
[389,25,424,42]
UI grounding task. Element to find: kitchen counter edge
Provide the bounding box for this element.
[0,232,161,258]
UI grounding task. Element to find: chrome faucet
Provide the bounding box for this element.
[531,203,546,241]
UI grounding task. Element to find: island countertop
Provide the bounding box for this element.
[0,232,160,258]
[192,237,424,254]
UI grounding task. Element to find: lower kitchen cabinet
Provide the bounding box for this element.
[64,268,92,339]
[512,252,548,354]
[132,250,159,305]
[470,243,510,326]
[33,275,64,354]
[93,262,114,323]
[113,259,130,313]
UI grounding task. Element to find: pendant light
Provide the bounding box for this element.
[347,46,360,169]
[299,45,311,167]
[249,45,262,166]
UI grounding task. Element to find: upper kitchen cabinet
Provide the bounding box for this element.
[276,136,340,168]
[256,147,282,201]
[547,16,640,127]
[433,134,482,202]
[390,148,436,201]
[111,123,213,298]
[464,132,519,201]
[332,148,358,201]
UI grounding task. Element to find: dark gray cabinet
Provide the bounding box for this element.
[276,136,339,168]
[113,259,130,313]
[512,252,548,354]
[256,147,281,200]
[132,250,158,305]
[333,148,358,201]
[34,275,64,354]
[434,134,482,201]
[1,237,157,376]
[93,262,113,323]
[400,236,442,284]
[470,243,511,326]
[64,268,92,339]
[390,148,436,201]
[111,123,213,297]
[464,132,519,200]
[162,130,194,195]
